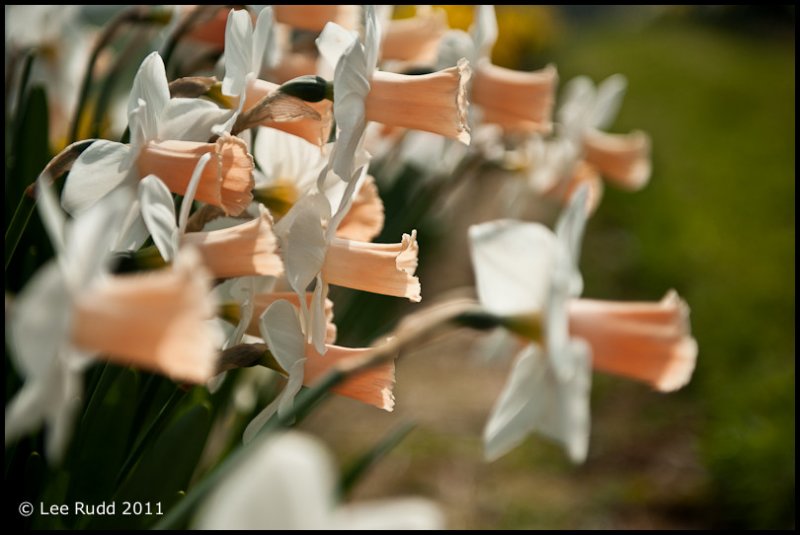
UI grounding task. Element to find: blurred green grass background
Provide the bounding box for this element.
[4,5,793,530]
[309,6,794,529]
[558,8,795,528]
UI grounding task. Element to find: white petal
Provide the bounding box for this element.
[65,187,132,288]
[545,184,590,381]
[260,299,305,372]
[178,152,213,232]
[336,498,445,530]
[472,328,523,363]
[275,194,330,296]
[483,342,591,463]
[5,378,49,447]
[196,432,335,529]
[253,127,325,192]
[112,202,149,252]
[128,52,170,142]
[471,5,498,61]
[558,75,594,138]
[4,357,84,464]
[45,364,84,463]
[331,40,370,182]
[61,140,133,214]
[224,277,256,349]
[159,98,236,142]
[590,74,627,130]
[316,22,358,70]
[139,175,178,262]
[222,8,254,98]
[252,6,277,73]
[555,183,590,295]
[363,5,381,74]
[310,278,328,355]
[435,29,475,70]
[468,220,557,316]
[277,359,306,418]
[242,395,279,445]
[327,166,363,237]
[557,339,592,463]
[9,262,71,379]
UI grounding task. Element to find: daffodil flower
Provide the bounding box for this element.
[318,5,471,182]
[61,50,251,251]
[195,432,443,529]
[6,178,222,462]
[531,74,652,210]
[434,5,557,136]
[241,299,395,443]
[251,126,385,241]
[469,185,697,462]
[138,153,283,279]
[274,165,420,355]
[220,7,333,146]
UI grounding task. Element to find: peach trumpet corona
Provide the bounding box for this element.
[366,60,472,144]
[471,63,558,134]
[568,291,697,392]
[137,133,254,216]
[71,248,219,384]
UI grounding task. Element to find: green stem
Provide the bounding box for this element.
[153,370,344,530]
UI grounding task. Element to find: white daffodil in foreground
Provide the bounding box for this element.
[6,179,222,462]
[469,185,697,463]
[61,51,251,226]
[195,431,443,530]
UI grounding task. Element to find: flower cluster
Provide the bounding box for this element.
[5,5,697,529]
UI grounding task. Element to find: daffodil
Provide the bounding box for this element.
[139,166,284,279]
[274,165,420,355]
[61,50,251,251]
[251,126,385,241]
[194,432,443,529]
[220,7,333,146]
[530,74,652,209]
[6,178,222,462]
[318,6,471,182]
[242,299,395,442]
[469,185,697,462]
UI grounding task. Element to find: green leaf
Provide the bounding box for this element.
[104,401,213,530]
[5,84,51,283]
[66,367,139,514]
